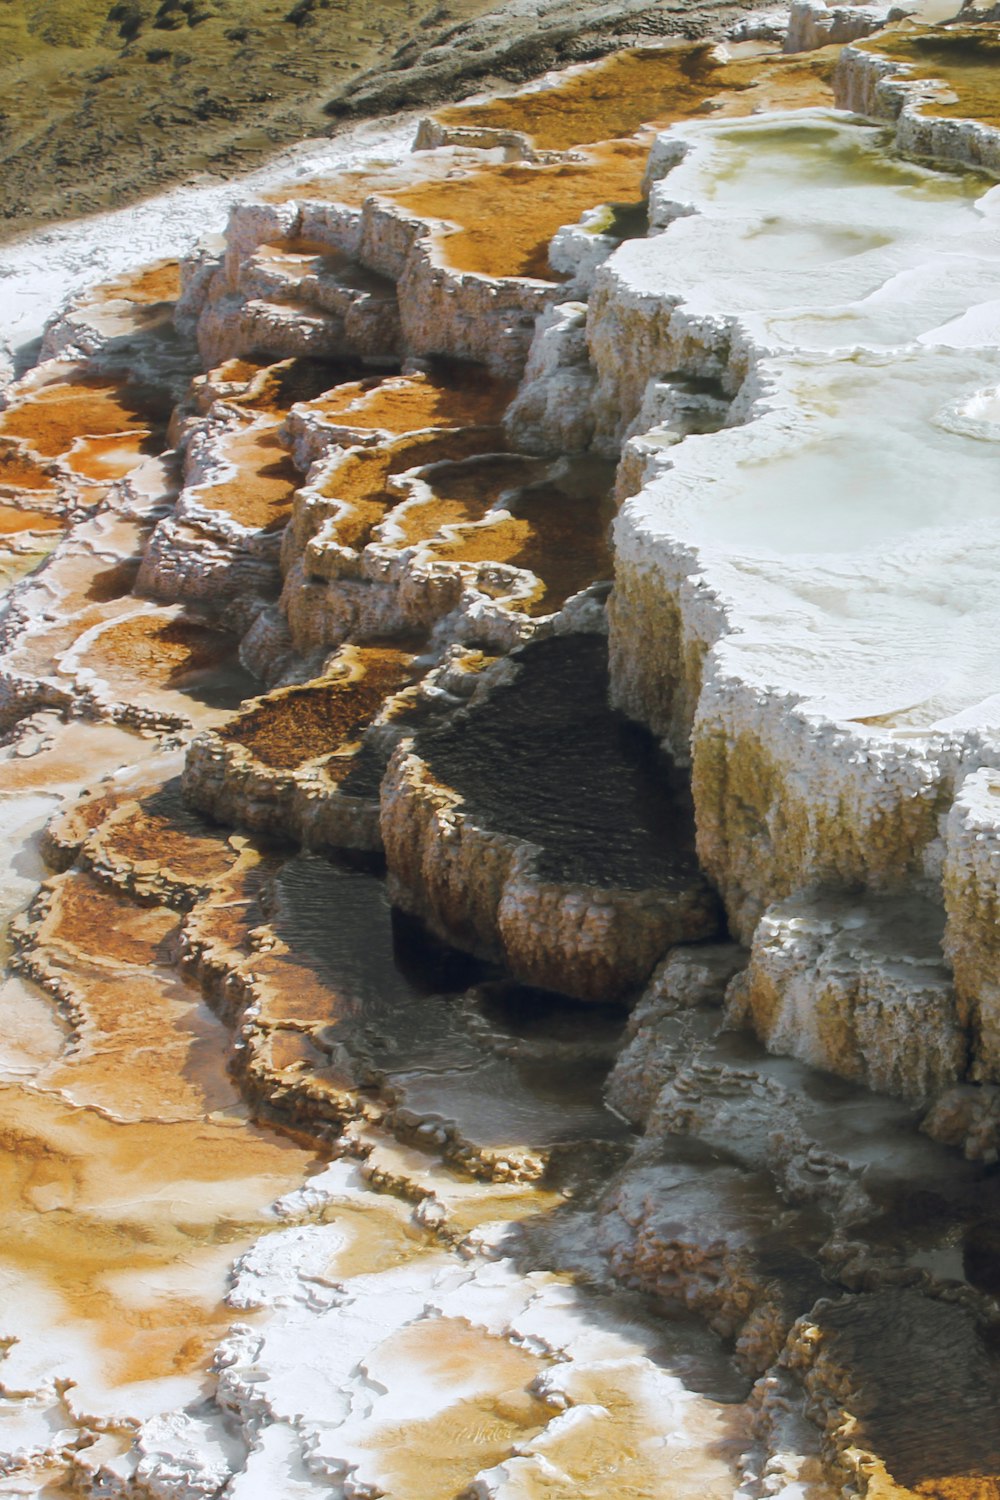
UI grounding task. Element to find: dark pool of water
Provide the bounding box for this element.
[414,634,701,890]
[272,852,630,1148]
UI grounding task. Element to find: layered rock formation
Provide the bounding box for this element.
[577,102,1000,1103]
[2,12,1000,1499]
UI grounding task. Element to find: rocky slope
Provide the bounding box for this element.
[0,0,777,240]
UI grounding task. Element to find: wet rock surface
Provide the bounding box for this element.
[2,12,1000,1498]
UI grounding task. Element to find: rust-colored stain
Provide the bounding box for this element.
[390,140,650,279]
[197,421,302,531]
[436,41,835,151]
[436,41,747,150]
[222,645,416,769]
[428,480,615,614]
[93,783,242,887]
[95,259,182,305]
[66,430,156,482]
[316,427,506,552]
[228,356,367,416]
[82,613,237,690]
[302,367,516,435]
[1,790,313,1391]
[45,870,177,968]
[0,439,57,492]
[391,454,544,547]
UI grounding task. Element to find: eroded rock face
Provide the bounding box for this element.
[595,921,1000,1479]
[944,768,1000,1084]
[789,1289,1000,1495]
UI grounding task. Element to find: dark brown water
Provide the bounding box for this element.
[271,851,632,1150]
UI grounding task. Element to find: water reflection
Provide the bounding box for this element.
[272,852,631,1150]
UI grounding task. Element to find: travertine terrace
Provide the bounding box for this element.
[2,10,1000,1498]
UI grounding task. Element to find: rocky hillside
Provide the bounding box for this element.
[0,0,772,239]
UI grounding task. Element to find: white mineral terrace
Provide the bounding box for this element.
[599,102,1000,1086]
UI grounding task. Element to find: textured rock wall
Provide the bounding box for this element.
[835,35,1000,175]
[488,62,1000,1104]
[944,768,1000,1081]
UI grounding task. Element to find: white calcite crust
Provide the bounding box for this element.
[590,105,1000,1089]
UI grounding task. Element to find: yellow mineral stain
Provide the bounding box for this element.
[301,366,516,435]
[864,1460,1000,1499]
[197,421,301,531]
[859,24,1000,127]
[355,1317,552,1500]
[0,503,63,535]
[512,1362,746,1499]
[0,378,169,463]
[390,140,650,279]
[31,871,239,1120]
[319,1201,428,1280]
[0,754,318,1396]
[0,1081,313,1389]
